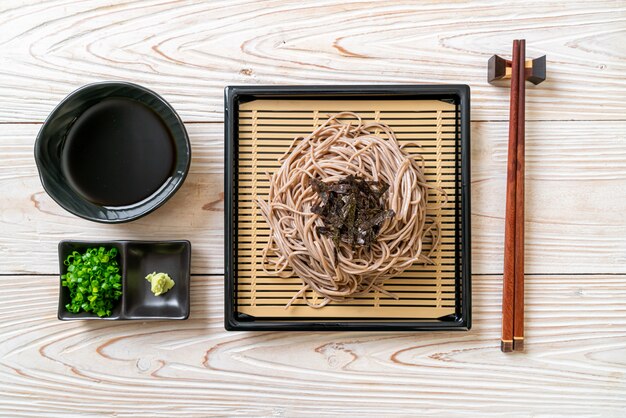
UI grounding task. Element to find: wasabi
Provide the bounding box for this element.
[145,272,175,296]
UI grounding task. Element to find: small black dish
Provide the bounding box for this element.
[35,82,191,223]
[124,242,190,320]
[58,240,191,320]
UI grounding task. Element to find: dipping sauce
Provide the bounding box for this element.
[61,97,175,207]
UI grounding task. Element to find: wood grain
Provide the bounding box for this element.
[1,120,624,275]
[0,123,224,276]
[0,0,625,123]
[1,1,625,415]
[0,274,624,416]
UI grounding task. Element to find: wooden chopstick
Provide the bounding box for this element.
[501,40,520,353]
[513,39,526,351]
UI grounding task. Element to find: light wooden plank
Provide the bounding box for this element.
[1,120,624,275]
[0,1,625,122]
[0,274,624,416]
[0,123,224,275]
[473,120,626,274]
[1,2,625,416]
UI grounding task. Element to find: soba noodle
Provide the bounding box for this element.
[256,112,443,308]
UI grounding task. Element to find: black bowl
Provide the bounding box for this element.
[34,82,190,223]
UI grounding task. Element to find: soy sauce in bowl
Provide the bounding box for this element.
[34,82,190,223]
[61,98,176,207]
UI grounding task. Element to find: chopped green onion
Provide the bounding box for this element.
[61,247,122,317]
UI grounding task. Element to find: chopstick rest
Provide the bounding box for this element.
[488,41,546,352]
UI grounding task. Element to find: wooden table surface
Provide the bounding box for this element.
[1,1,625,416]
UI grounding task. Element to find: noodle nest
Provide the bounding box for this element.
[257,113,442,308]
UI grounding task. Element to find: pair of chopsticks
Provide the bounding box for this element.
[501,39,526,353]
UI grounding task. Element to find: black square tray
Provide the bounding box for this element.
[224,85,471,331]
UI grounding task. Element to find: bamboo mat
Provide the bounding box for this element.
[235,99,460,319]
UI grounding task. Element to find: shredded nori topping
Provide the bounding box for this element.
[311,175,395,249]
